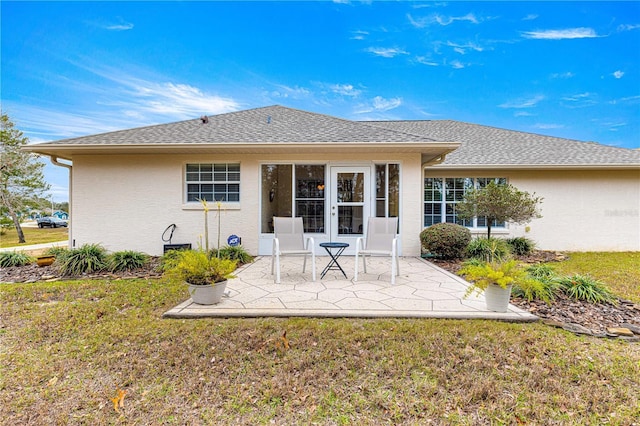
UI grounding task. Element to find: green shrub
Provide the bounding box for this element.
[466,237,511,262]
[211,245,254,265]
[108,250,149,272]
[525,264,557,283]
[506,237,536,256]
[557,274,617,304]
[58,244,108,276]
[0,251,34,267]
[420,223,471,260]
[43,246,71,263]
[458,259,525,297]
[512,277,556,303]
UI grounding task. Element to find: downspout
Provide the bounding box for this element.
[50,156,73,248]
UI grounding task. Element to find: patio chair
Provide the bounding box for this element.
[354,217,399,284]
[271,217,316,283]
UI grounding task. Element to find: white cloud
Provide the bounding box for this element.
[105,22,134,31]
[613,70,625,79]
[355,96,402,114]
[446,41,485,54]
[351,30,369,40]
[450,60,465,69]
[522,27,599,40]
[562,92,592,102]
[415,56,439,66]
[617,23,640,32]
[269,84,311,99]
[514,111,534,117]
[408,12,481,28]
[534,123,564,130]
[365,47,409,58]
[550,72,575,79]
[499,95,545,109]
[523,14,538,21]
[328,84,362,97]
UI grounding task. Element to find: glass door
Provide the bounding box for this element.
[330,166,371,249]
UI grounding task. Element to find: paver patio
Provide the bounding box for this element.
[163,256,538,321]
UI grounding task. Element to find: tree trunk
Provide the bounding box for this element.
[487,222,492,240]
[10,211,26,243]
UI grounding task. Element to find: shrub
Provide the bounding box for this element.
[420,223,471,260]
[211,245,254,265]
[43,246,71,263]
[458,259,525,297]
[512,277,556,303]
[108,250,149,272]
[466,237,511,263]
[58,244,108,276]
[0,251,34,267]
[525,264,557,283]
[557,274,617,304]
[506,237,536,256]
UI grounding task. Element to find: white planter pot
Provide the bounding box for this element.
[484,283,513,313]
[188,280,228,305]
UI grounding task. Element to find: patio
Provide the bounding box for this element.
[164,256,537,321]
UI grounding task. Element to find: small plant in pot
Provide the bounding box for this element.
[458,259,525,312]
[163,249,237,305]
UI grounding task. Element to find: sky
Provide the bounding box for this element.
[2,1,639,202]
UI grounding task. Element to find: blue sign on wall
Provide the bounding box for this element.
[227,234,241,247]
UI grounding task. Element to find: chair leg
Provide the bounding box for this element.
[311,253,316,282]
[391,255,396,285]
[274,254,281,284]
[354,251,359,281]
[302,253,307,273]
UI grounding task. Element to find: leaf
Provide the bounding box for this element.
[111,388,127,412]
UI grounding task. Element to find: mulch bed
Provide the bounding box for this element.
[430,251,640,336]
[2,252,638,336]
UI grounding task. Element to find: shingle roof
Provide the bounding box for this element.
[368,120,640,167]
[26,105,640,168]
[32,105,437,146]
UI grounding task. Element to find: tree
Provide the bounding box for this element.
[456,181,543,239]
[0,113,50,243]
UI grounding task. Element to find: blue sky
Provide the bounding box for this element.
[2,1,639,202]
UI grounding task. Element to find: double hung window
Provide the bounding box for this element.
[186,163,240,202]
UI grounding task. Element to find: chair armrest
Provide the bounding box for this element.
[355,237,364,253]
[305,237,315,254]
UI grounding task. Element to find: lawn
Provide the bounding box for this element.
[546,252,640,303]
[0,226,68,248]
[1,270,639,424]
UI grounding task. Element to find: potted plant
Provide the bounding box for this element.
[459,259,525,312]
[164,249,237,305]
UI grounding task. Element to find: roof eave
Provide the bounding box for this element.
[428,163,640,170]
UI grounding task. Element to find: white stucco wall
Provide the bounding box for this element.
[425,168,640,251]
[71,153,425,256]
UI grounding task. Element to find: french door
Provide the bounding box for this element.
[330,166,371,250]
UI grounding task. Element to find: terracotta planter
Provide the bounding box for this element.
[188,280,228,305]
[36,255,55,267]
[484,283,513,313]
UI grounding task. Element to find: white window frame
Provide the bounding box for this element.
[423,176,507,229]
[185,163,241,204]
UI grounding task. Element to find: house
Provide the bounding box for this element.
[24,105,640,256]
[53,211,69,220]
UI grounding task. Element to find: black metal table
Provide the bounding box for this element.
[319,242,349,279]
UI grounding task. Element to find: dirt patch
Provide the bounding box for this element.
[430,251,640,335]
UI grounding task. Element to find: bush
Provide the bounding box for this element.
[512,277,557,303]
[506,237,536,256]
[420,223,471,260]
[525,264,557,283]
[0,251,34,267]
[557,274,616,304]
[211,245,254,265]
[466,238,511,262]
[43,246,71,263]
[108,250,149,272]
[58,244,108,276]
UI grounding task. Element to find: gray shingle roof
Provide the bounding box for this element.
[27,105,640,167]
[368,120,640,167]
[33,105,437,146]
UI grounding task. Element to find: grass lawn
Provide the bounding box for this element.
[2,268,639,424]
[0,226,68,248]
[547,252,640,303]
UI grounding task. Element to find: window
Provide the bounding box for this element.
[424,176,506,229]
[261,164,325,234]
[375,164,400,218]
[186,163,240,202]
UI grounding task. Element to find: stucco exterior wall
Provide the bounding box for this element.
[426,168,640,251]
[71,153,424,256]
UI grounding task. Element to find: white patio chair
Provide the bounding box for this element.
[354,217,399,284]
[271,217,316,283]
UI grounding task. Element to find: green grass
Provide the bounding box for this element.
[0,226,68,248]
[1,276,639,425]
[547,252,640,303]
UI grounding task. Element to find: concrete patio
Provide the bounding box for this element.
[163,256,538,322]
